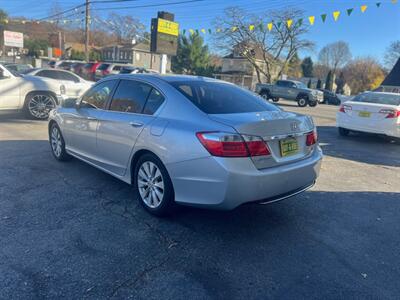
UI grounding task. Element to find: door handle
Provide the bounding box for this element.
[129,122,144,128]
[86,116,97,120]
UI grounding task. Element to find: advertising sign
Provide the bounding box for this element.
[150,13,179,56]
[3,31,24,48]
[157,19,179,37]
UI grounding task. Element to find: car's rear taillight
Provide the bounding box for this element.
[196,132,270,157]
[379,109,400,119]
[102,70,110,75]
[339,104,352,113]
[306,131,317,146]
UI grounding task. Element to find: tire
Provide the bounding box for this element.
[338,127,350,137]
[272,97,280,102]
[24,92,56,120]
[297,97,308,107]
[49,123,71,161]
[308,101,317,107]
[134,153,175,217]
[259,90,270,101]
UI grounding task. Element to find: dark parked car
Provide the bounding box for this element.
[81,62,101,81]
[319,89,341,105]
[71,62,86,75]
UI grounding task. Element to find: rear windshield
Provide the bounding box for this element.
[83,63,94,69]
[170,80,280,114]
[353,93,400,106]
[97,63,110,70]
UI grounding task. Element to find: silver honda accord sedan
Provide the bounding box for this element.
[48,74,322,216]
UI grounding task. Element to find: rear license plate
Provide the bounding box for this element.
[358,111,371,118]
[280,138,299,157]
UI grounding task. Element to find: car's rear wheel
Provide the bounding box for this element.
[49,123,71,161]
[272,97,280,102]
[338,127,350,136]
[259,90,270,101]
[134,153,175,216]
[308,101,317,107]
[297,97,308,107]
[24,92,56,120]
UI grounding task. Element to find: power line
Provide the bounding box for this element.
[37,3,86,21]
[91,0,205,11]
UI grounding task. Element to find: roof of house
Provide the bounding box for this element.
[382,58,400,87]
[101,42,150,52]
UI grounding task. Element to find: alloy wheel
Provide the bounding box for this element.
[28,94,55,119]
[138,161,165,208]
[51,126,62,158]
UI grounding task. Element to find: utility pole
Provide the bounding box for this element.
[84,0,90,62]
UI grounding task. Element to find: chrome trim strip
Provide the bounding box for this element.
[258,182,315,205]
[263,131,310,141]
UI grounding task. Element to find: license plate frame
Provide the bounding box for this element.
[358,111,371,118]
[279,138,299,157]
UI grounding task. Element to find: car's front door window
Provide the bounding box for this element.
[80,80,117,109]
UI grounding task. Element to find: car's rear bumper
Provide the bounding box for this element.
[336,113,400,138]
[167,147,322,210]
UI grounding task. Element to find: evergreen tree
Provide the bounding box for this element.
[0,9,7,25]
[287,52,302,78]
[307,79,312,88]
[301,57,314,77]
[316,79,322,89]
[325,70,334,91]
[335,71,346,94]
[172,33,213,76]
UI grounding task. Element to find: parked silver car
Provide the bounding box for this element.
[49,75,322,216]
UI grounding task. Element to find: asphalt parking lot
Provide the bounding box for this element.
[1,101,399,299]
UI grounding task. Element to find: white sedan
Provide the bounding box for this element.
[23,68,93,98]
[337,92,400,139]
[0,64,66,119]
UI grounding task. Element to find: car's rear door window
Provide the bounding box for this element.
[109,80,152,113]
[170,81,279,114]
[57,71,80,83]
[143,88,165,115]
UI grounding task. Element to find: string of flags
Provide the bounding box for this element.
[1,1,398,34]
[181,1,398,35]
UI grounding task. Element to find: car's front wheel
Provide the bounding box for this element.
[24,92,56,120]
[297,97,308,107]
[134,153,175,216]
[49,123,71,161]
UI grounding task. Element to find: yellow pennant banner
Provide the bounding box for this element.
[333,11,340,21]
[361,5,368,12]
[308,16,315,25]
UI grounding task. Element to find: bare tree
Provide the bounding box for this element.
[318,41,351,74]
[213,7,313,83]
[384,40,400,70]
[343,57,385,94]
[102,13,145,44]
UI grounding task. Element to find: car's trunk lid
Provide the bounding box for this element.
[208,111,316,169]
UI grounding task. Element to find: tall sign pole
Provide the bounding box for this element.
[84,0,90,62]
